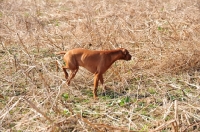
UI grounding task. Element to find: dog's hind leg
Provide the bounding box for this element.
[62,66,69,80]
[67,68,78,85]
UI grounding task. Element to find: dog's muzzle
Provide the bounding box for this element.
[126,54,132,60]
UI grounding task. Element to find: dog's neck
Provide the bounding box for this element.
[105,49,123,63]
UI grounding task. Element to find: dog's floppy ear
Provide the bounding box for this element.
[121,48,127,55]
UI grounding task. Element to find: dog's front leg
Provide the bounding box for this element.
[99,74,106,91]
[93,73,100,99]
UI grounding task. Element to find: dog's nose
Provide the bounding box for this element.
[127,54,132,60]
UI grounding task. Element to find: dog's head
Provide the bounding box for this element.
[120,48,132,61]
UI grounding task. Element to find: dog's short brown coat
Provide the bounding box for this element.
[56,48,132,99]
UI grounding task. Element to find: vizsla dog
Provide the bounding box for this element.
[56,48,132,99]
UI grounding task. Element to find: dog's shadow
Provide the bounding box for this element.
[79,85,125,99]
[98,86,125,99]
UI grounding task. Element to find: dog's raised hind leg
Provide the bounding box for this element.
[67,68,78,85]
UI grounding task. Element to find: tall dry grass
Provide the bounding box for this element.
[0,0,200,131]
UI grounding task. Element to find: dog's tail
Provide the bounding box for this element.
[55,51,66,55]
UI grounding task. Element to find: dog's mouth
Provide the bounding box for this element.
[126,54,132,61]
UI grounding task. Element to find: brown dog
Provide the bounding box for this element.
[56,48,132,99]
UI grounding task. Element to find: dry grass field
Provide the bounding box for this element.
[0,0,200,131]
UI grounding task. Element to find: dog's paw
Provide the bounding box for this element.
[93,96,99,100]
